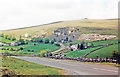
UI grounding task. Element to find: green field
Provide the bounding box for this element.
[0,37,15,44]
[65,40,118,58]
[65,46,101,58]
[86,44,119,58]
[0,42,59,54]
[22,43,59,54]
[91,40,118,46]
[1,56,64,75]
[64,40,118,47]
[0,42,38,49]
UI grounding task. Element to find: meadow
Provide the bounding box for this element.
[86,44,119,58]
[65,46,101,58]
[65,40,118,58]
[1,56,65,75]
[22,43,59,54]
[0,42,59,54]
[2,19,118,38]
[0,37,15,44]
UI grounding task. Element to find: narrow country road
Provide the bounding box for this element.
[12,56,119,75]
[51,43,65,53]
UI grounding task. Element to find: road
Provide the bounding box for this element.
[51,43,65,53]
[12,56,119,75]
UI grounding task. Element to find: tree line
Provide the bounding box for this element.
[0,33,16,41]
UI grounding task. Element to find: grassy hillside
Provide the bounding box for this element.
[0,42,59,54]
[65,40,118,58]
[86,44,119,58]
[2,19,118,38]
[1,56,65,75]
[0,37,15,43]
[65,46,101,58]
[22,43,59,54]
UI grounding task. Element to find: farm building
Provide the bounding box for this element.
[49,27,82,42]
[25,33,31,37]
[11,42,18,46]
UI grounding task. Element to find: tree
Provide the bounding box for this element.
[80,44,84,50]
[4,35,8,39]
[11,37,16,41]
[7,36,11,40]
[112,50,120,64]
[18,39,25,45]
[0,33,4,37]
[10,48,14,51]
[51,39,55,44]
[91,43,94,47]
[38,38,43,43]
[44,38,49,44]
[20,47,24,50]
[77,44,80,49]
[40,50,47,57]
[112,51,118,58]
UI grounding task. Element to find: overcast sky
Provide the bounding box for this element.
[0,0,119,30]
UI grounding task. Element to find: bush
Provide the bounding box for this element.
[40,50,47,57]
[0,33,4,37]
[18,39,25,45]
[11,37,16,41]
[20,47,24,50]
[7,36,11,40]
[44,38,49,44]
[4,35,8,39]
[10,48,14,51]
[51,40,55,44]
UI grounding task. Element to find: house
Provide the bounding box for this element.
[25,33,31,37]
[11,42,18,46]
[49,27,82,42]
[71,45,78,51]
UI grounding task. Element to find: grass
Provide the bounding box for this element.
[2,19,118,38]
[65,40,119,58]
[0,42,59,54]
[86,44,119,58]
[65,46,101,58]
[0,37,15,44]
[61,59,120,67]
[92,40,118,46]
[22,43,59,54]
[1,56,65,75]
[0,42,37,49]
[64,40,118,46]
[0,50,17,53]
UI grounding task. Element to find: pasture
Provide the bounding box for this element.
[86,44,119,58]
[1,56,64,75]
[0,37,15,44]
[0,42,59,54]
[65,46,101,58]
[2,19,118,38]
[22,43,59,54]
[65,40,118,58]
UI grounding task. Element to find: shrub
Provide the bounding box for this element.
[20,47,24,50]
[11,37,16,41]
[44,38,50,44]
[4,35,8,39]
[51,40,55,44]
[0,33,4,37]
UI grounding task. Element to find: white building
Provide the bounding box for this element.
[71,45,78,51]
[11,42,18,46]
[25,33,31,37]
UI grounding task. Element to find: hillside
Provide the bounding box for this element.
[2,19,118,38]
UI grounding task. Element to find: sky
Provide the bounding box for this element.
[0,0,119,30]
